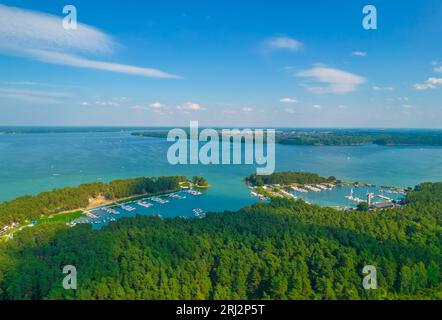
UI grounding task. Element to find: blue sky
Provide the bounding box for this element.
[0,0,441,127]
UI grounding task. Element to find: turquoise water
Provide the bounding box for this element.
[73,191,215,229]
[1,130,442,216]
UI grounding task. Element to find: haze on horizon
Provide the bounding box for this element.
[0,0,441,128]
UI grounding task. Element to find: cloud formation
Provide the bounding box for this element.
[372,86,394,91]
[242,107,254,112]
[352,51,367,57]
[283,108,295,113]
[0,87,70,104]
[414,78,442,90]
[0,4,180,78]
[264,36,303,52]
[296,66,366,94]
[149,102,165,109]
[280,98,297,104]
[177,102,202,111]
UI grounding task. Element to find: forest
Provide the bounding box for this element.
[245,171,338,186]
[132,129,442,147]
[0,181,440,300]
[0,176,188,228]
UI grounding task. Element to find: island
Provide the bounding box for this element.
[132,128,442,146]
[245,171,408,211]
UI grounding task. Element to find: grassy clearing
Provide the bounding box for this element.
[36,210,85,225]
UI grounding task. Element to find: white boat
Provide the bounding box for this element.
[291,186,308,193]
[102,207,120,215]
[86,212,98,218]
[152,197,169,204]
[185,189,203,196]
[192,208,206,218]
[168,193,185,199]
[120,204,136,212]
[304,185,321,192]
[280,189,297,199]
[137,201,153,208]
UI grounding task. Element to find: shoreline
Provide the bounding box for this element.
[1,180,211,240]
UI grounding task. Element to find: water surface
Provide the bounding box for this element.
[1,130,442,215]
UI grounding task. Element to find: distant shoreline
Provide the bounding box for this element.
[131,129,442,147]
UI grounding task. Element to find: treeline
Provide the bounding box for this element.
[246,171,337,186]
[277,130,442,146]
[192,176,209,187]
[0,182,440,300]
[0,176,188,228]
[276,132,372,146]
[133,129,442,147]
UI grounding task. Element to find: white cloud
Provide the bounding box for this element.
[352,51,367,57]
[372,86,394,91]
[338,105,347,109]
[414,77,442,90]
[177,102,202,111]
[27,49,180,79]
[264,36,303,52]
[0,88,70,97]
[434,66,442,73]
[283,108,295,113]
[312,104,321,109]
[0,4,180,78]
[80,99,121,107]
[0,87,70,104]
[296,66,366,94]
[280,98,297,104]
[130,105,150,111]
[242,107,254,112]
[131,104,168,115]
[402,104,414,109]
[1,81,80,88]
[0,4,112,54]
[149,102,165,109]
[94,101,120,107]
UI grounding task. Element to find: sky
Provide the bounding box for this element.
[0,0,441,127]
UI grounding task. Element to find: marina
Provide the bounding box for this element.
[249,182,405,210]
[70,189,206,228]
[291,185,405,209]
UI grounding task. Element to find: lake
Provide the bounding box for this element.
[1,130,442,216]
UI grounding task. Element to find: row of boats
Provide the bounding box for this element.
[184,189,203,196]
[70,190,206,227]
[249,190,268,201]
[292,183,335,193]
